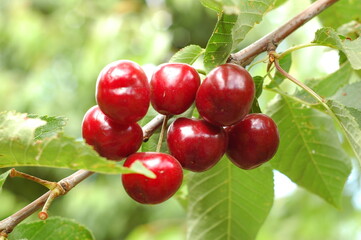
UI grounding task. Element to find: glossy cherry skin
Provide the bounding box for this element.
[150,63,200,115]
[122,152,183,204]
[167,118,227,172]
[195,63,255,126]
[82,105,143,161]
[226,113,279,170]
[96,60,150,124]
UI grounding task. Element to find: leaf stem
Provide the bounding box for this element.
[246,55,269,71]
[156,115,169,152]
[10,168,57,190]
[270,52,333,114]
[278,43,321,59]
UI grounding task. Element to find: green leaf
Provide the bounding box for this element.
[200,0,274,16]
[273,0,288,8]
[0,170,11,191]
[232,0,274,49]
[28,115,67,140]
[251,76,264,113]
[267,95,351,207]
[9,217,95,240]
[328,100,361,166]
[199,0,240,14]
[312,0,361,29]
[267,53,292,88]
[169,45,205,65]
[328,82,361,165]
[0,111,155,178]
[204,13,237,72]
[330,81,361,109]
[199,0,223,12]
[187,158,274,240]
[339,51,348,65]
[202,0,275,71]
[342,37,361,70]
[253,76,264,98]
[337,20,361,40]
[312,27,361,70]
[295,62,354,104]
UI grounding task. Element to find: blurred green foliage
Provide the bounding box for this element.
[0,0,214,137]
[1,0,361,239]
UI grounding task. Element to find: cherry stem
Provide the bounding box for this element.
[156,115,169,152]
[196,69,207,75]
[10,168,57,190]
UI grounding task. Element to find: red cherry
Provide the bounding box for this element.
[150,63,200,115]
[195,63,255,126]
[122,152,183,204]
[82,105,143,161]
[96,60,150,124]
[167,118,227,172]
[226,113,279,170]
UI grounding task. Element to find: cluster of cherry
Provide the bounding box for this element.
[82,60,279,204]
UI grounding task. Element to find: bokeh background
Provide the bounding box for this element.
[1,0,361,239]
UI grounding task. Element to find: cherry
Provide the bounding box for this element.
[195,63,255,126]
[122,152,183,204]
[226,113,279,170]
[167,117,227,172]
[96,60,150,124]
[82,105,143,161]
[150,63,200,115]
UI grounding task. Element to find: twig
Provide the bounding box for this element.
[228,0,340,67]
[0,114,166,235]
[0,170,93,236]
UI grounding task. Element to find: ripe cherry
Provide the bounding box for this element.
[195,63,255,126]
[82,105,143,161]
[226,113,279,170]
[167,117,227,172]
[96,60,150,124]
[150,63,200,115]
[122,152,183,204]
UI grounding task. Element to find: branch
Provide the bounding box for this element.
[142,114,166,142]
[0,114,165,236]
[228,0,340,67]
